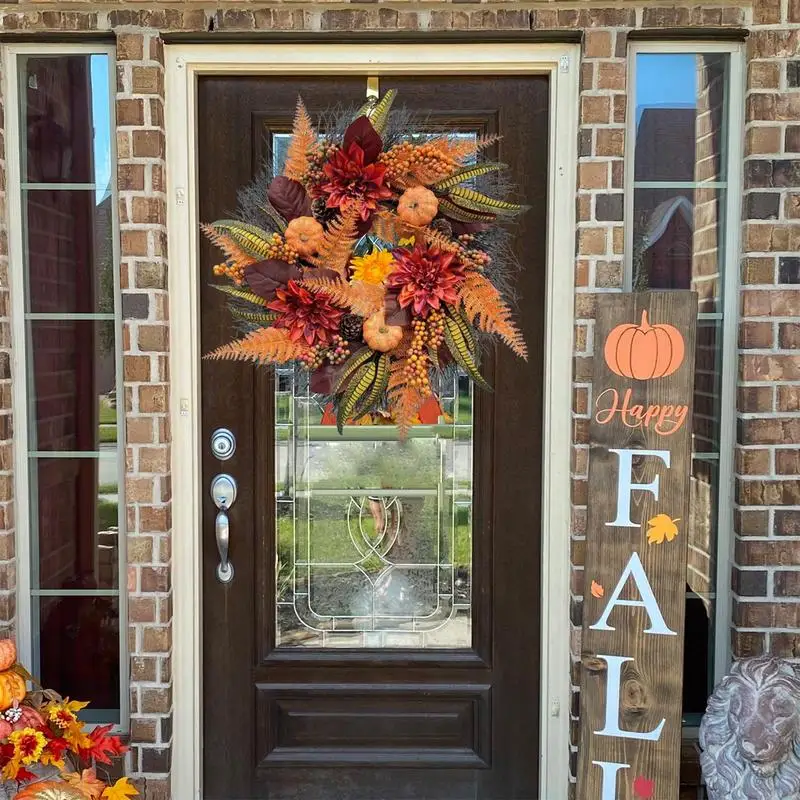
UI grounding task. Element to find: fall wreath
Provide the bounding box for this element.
[204,90,528,434]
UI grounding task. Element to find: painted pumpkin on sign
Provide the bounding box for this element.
[604,310,685,380]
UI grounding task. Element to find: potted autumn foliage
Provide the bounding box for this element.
[0,639,137,800]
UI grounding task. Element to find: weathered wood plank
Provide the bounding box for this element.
[576,291,698,800]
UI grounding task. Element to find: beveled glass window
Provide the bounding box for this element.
[11,50,123,723]
[628,46,741,723]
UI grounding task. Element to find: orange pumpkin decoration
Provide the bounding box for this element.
[0,670,26,712]
[0,639,16,671]
[284,216,324,258]
[12,783,85,800]
[397,187,439,227]
[604,309,685,380]
[362,311,404,352]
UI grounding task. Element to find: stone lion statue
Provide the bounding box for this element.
[699,656,800,800]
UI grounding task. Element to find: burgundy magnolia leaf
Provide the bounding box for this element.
[267,176,312,222]
[244,259,302,301]
[310,361,348,395]
[384,290,411,327]
[342,116,383,165]
[450,220,491,235]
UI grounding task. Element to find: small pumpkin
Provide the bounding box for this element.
[397,187,439,227]
[362,311,404,352]
[0,639,16,671]
[12,783,85,800]
[603,309,685,380]
[284,216,324,258]
[0,670,26,712]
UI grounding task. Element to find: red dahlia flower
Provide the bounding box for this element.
[268,280,344,346]
[319,142,392,221]
[387,242,466,318]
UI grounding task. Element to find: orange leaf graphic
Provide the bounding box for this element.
[590,580,604,598]
[646,514,680,545]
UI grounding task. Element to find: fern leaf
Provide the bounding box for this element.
[449,187,524,215]
[438,198,496,223]
[432,163,507,191]
[212,284,269,307]
[458,272,527,359]
[443,315,492,392]
[205,327,309,364]
[300,278,384,318]
[307,208,360,278]
[284,98,317,182]
[386,358,425,439]
[425,134,501,163]
[338,360,378,432]
[209,220,279,259]
[230,308,279,325]
[201,224,258,273]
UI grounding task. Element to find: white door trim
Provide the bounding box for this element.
[165,43,578,800]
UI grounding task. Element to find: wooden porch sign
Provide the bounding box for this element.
[576,291,697,800]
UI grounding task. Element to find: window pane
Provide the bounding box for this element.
[28,320,116,452]
[277,369,473,649]
[635,53,728,183]
[21,54,112,188]
[694,318,722,453]
[36,595,119,718]
[31,457,119,590]
[24,188,114,314]
[631,187,725,313]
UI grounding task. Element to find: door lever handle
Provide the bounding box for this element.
[210,474,237,584]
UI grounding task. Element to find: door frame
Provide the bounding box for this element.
[165,42,578,800]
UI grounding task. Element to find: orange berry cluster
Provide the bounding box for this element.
[456,234,492,272]
[212,233,298,284]
[380,142,458,187]
[306,140,337,187]
[403,312,444,394]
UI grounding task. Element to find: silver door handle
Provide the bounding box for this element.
[215,505,233,583]
[211,473,237,584]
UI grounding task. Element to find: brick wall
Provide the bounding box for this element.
[0,2,798,798]
[736,0,800,658]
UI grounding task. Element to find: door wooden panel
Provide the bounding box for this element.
[199,74,549,800]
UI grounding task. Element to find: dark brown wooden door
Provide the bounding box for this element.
[199,74,549,800]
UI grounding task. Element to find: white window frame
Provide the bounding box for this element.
[3,42,128,730]
[624,40,745,692]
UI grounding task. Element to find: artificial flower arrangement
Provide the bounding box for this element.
[204,90,528,434]
[0,639,136,800]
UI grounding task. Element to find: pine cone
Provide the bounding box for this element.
[312,197,339,226]
[339,313,363,342]
[430,218,454,239]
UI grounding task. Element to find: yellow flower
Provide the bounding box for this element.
[9,727,46,764]
[46,697,88,729]
[350,250,395,285]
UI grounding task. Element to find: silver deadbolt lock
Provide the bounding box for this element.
[211,428,236,461]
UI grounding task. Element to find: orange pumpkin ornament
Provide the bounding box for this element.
[604,309,685,380]
[396,187,439,227]
[284,216,324,258]
[0,639,16,671]
[12,783,85,800]
[0,670,26,712]
[362,311,404,352]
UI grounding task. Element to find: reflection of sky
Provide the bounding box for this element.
[90,54,111,202]
[636,53,697,127]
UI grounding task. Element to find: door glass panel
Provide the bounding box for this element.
[276,368,473,649]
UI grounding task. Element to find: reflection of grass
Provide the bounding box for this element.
[98,500,118,531]
[99,425,117,444]
[99,399,116,425]
[98,483,118,495]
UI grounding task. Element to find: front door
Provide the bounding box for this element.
[199,73,549,800]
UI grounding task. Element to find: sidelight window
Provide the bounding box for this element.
[6,46,124,725]
[626,42,743,724]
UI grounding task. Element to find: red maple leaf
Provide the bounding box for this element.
[633,775,654,799]
[78,723,126,765]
